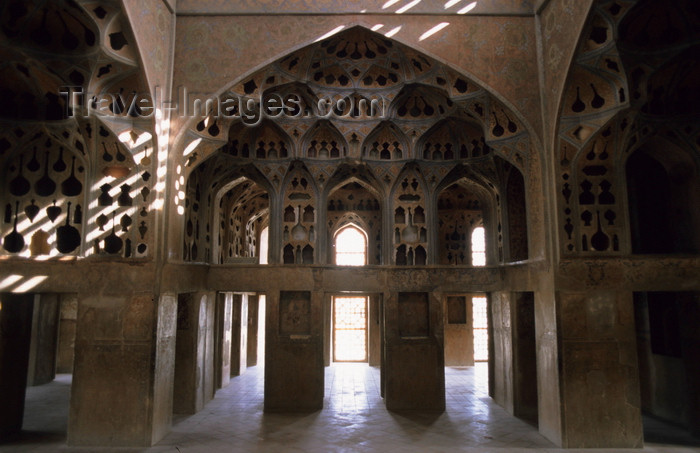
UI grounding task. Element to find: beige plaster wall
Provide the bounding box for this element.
[557,290,642,448]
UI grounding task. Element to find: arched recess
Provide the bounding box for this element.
[221,119,293,160]
[391,84,453,123]
[362,121,409,161]
[326,179,382,265]
[169,25,537,265]
[183,152,273,263]
[435,166,499,266]
[215,178,270,264]
[418,117,491,161]
[301,120,348,159]
[173,24,535,173]
[437,183,484,265]
[625,136,700,254]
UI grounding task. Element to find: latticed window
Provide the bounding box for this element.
[333,296,368,362]
[473,296,489,361]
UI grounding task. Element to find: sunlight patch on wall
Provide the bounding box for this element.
[419,22,450,41]
[385,26,402,38]
[314,25,346,43]
[396,0,422,14]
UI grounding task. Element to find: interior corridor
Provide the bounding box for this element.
[5,364,699,452]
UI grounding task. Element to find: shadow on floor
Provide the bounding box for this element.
[643,415,700,447]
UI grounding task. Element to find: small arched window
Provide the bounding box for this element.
[471,226,486,266]
[259,226,269,264]
[335,226,367,266]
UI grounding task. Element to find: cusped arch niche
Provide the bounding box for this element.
[418,117,491,161]
[221,119,293,160]
[326,175,382,265]
[362,121,409,160]
[302,120,348,159]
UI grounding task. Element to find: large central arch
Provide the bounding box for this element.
[174,26,534,267]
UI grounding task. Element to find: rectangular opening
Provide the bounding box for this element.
[333,296,368,362]
[472,295,489,362]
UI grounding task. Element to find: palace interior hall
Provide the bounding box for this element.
[1,0,699,451]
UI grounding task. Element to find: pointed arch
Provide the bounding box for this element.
[300,120,348,159]
[362,121,410,160]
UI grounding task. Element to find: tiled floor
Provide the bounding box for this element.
[4,364,700,452]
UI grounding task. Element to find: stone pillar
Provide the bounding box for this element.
[368,294,382,366]
[230,294,248,376]
[247,295,259,367]
[215,292,232,389]
[558,291,642,448]
[56,294,77,374]
[513,292,538,425]
[265,290,324,412]
[491,291,514,414]
[150,294,178,445]
[384,292,445,411]
[324,293,331,367]
[444,295,474,366]
[27,293,60,386]
[0,293,34,440]
[679,292,700,438]
[534,285,563,446]
[172,292,215,415]
[67,293,177,447]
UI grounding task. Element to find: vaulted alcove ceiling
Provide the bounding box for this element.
[181,26,530,173]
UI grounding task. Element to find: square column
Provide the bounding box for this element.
[230,294,248,376]
[384,292,445,411]
[247,295,259,367]
[214,292,233,389]
[264,290,324,412]
[67,293,177,447]
[558,291,643,448]
[172,292,216,415]
[27,293,60,386]
[0,293,34,440]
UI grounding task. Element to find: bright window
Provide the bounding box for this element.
[473,296,489,361]
[333,296,368,362]
[335,226,367,266]
[471,226,485,266]
[259,227,269,264]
